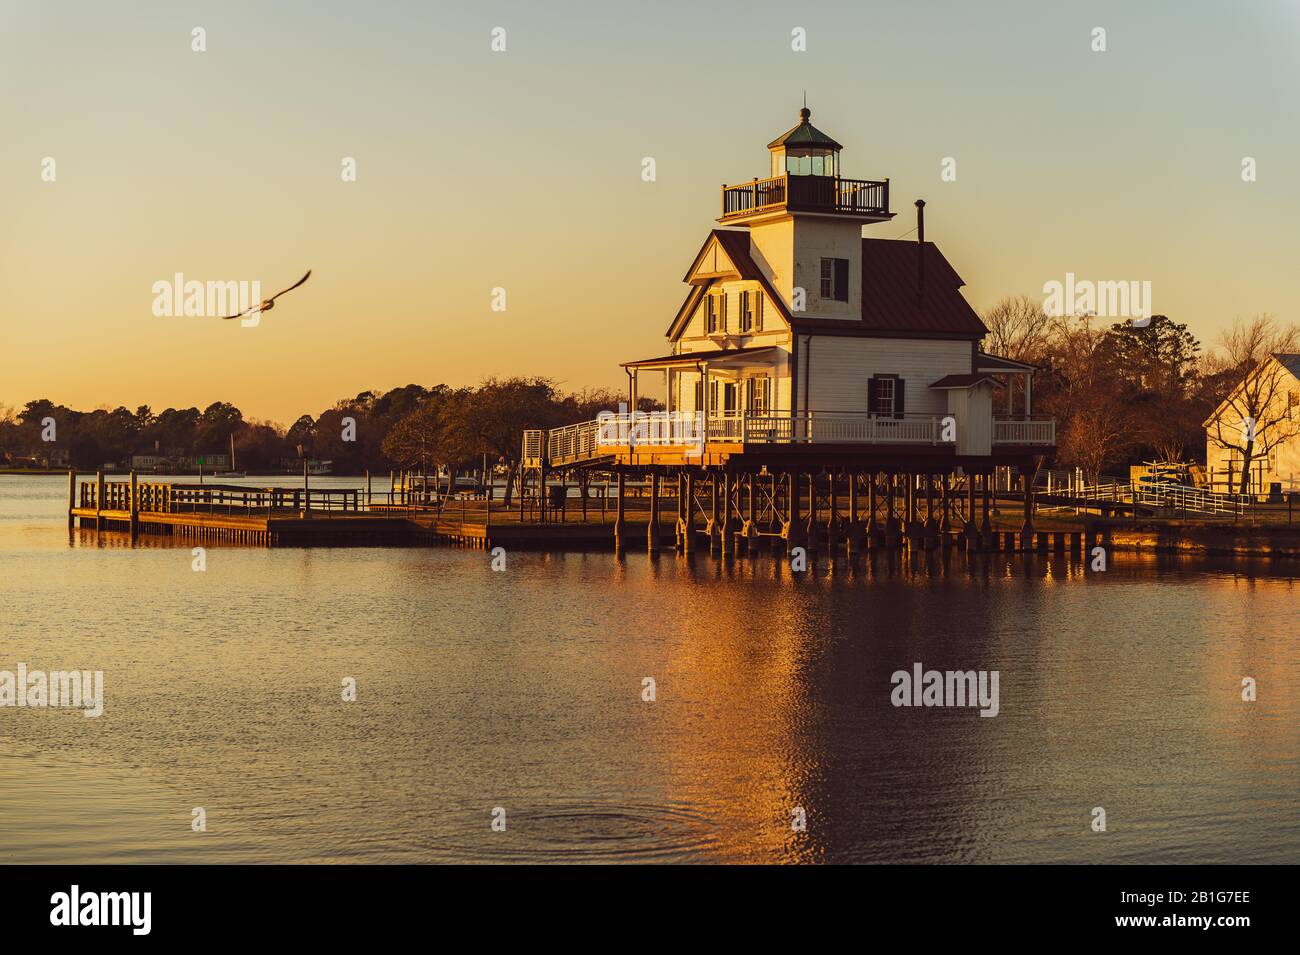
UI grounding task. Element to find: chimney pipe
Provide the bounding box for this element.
[915,199,926,307]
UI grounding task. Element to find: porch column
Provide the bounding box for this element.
[1024,372,1032,418]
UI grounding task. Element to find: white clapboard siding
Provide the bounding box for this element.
[681,281,786,340]
[804,337,971,415]
[945,383,992,454]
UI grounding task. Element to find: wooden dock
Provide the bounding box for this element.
[69,474,412,545]
[67,472,1094,555]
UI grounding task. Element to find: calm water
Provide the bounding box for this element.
[1,474,1296,864]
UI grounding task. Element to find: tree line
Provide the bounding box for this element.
[982,299,1298,486]
[0,380,653,483]
[4,307,1293,491]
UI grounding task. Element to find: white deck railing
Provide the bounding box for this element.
[992,417,1055,445]
[535,411,1055,466]
[744,413,942,444]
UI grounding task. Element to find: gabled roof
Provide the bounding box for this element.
[1202,353,1300,427]
[1275,353,1300,379]
[668,230,794,338]
[668,233,988,342]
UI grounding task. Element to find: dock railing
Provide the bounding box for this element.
[79,480,362,518]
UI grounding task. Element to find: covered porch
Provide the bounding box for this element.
[622,345,787,418]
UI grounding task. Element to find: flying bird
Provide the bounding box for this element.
[221,269,312,320]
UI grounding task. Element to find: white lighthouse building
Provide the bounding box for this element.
[541,106,1053,469]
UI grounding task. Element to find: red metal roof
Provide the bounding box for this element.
[670,231,988,340]
[846,239,987,338]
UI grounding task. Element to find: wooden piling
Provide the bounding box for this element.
[95,470,105,532]
[129,470,139,541]
[682,471,696,553]
[786,471,804,554]
[648,471,660,553]
[1020,472,1034,550]
[614,470,627,552]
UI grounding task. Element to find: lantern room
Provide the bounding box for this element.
[768,106,843,178]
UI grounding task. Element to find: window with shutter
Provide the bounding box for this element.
[739,291,752,332]
[819,257,851,302]
[870,375,902,417]
[833,258,849,302]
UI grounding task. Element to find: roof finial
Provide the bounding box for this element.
[800,92,810,123]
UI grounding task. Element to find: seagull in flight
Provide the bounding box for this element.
[221,269,312,320]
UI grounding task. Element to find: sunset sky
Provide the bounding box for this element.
[3,0,1298,424]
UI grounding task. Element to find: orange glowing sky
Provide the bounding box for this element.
[3,0,1298,423]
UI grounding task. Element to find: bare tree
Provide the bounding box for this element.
[981,295,1053,363]
[1204,315,1300,494]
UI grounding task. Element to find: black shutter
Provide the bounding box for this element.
[834,258,849,302]
[867,375,879,414]
[894,377,905,418]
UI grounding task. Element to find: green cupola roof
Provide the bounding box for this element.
[767,106,843,151]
